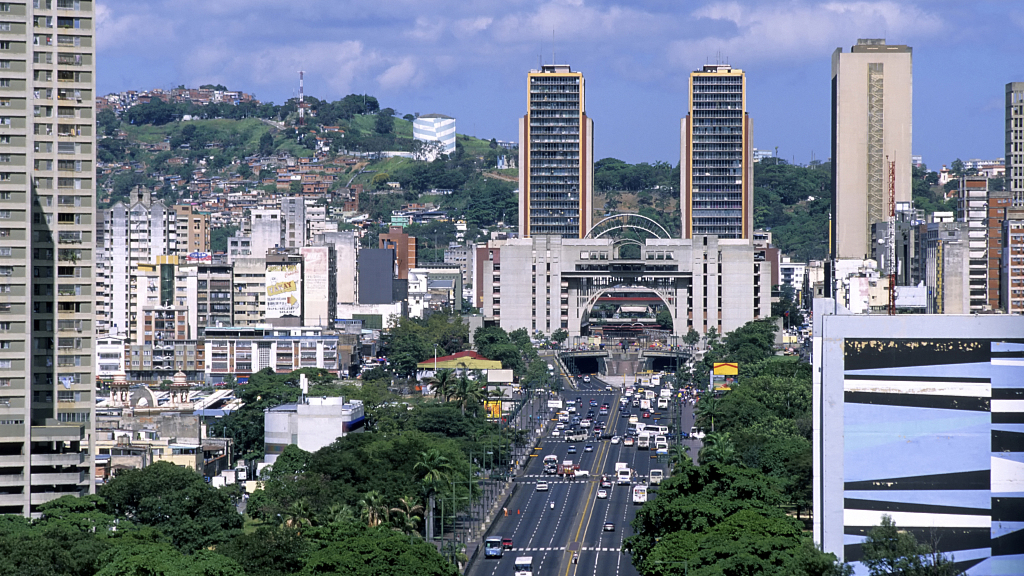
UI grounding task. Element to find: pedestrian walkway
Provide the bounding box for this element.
[505,546,622,553]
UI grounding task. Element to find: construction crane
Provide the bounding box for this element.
[887,157,896,315]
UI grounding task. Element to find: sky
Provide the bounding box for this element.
[96,0,1024,169]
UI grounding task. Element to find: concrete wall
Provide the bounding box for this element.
[812,300,1024,572]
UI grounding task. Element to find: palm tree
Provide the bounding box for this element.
[697,396,721,432]
[428,368,456,402]
[321,502,357,526]
[450,373,487,417]
[415,449,455,541]
[359,490,388,527]
[389,495,425,535]
[282,499,312,531]
[668,443,691,471]
[698,431,738,466]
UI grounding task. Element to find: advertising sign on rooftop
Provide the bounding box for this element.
[266,263,301,319]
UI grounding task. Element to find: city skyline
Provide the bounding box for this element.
[96,0,1022,169]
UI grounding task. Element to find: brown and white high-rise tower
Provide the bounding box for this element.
[518,64,593,238]
[831,39,913,260]
[0,0,96,515]
[681,64,753,239]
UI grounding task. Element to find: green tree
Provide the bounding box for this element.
[428,368,457,401]
[656,308,673,332]
[698,431,739,466]
[359,490,389,528]
[301,524,459,576]
[374,108,395,135]
[98,461,243,553]
[217,527,309,576]
[683,327,701,346]
[861,515,966,576]
[551,328,569,347]
[210,225,239,253]
[259,130,275,155]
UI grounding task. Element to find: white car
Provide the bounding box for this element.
[610,436,621,444]
[583,376,591,383]
[596,489,608,499]
[574,470,589,478]
[555,423,565,430]
[536,481,549,492]
[551,429,561,437]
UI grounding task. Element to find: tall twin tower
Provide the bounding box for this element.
[518,40,914,258]
[517,63,754,240]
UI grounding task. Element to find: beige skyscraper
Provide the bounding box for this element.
[518,64,594,238]
[1006,82,1024,206]
[831,39,913,260]
[0,0,96,515]
[681,64,753,239]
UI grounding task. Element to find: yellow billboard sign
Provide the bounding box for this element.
[485,400,502,420]
[713,362,738,375]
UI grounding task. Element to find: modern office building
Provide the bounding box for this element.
[0,0,97,515]
[957,176,990,312]
[281,197,306,249]
[681,64,753,239]
[812,303,1024,571]
[831,39,913,260]
[1006,82,1024,206]
[412,114,456,159]
[518,64,594,238]
[173,204,210,257]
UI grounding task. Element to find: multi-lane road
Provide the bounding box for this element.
[468,377,698,576]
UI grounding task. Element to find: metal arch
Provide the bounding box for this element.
[585,213,670,240]
[582,286,672,315]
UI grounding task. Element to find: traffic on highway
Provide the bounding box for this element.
[467,374,699,576]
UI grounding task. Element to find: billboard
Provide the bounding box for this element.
[266,263,301,319]
[485,400,502,420]
[186,251,212,263]
[300,246,330,325]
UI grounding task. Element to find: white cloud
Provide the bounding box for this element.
[668,1,945,68]
[377,57,426,91]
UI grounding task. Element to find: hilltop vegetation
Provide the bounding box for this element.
[101,88,960,263]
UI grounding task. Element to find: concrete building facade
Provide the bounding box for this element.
[1003,219,1024,314]
[265,395,365,464]
[518,64,594,238]
[957,177,990,311]
[0,0,98,515]
[476,235,767,338]
[1006,82,1024,206]
[831,39,913,260]
[812,302,1024,572]
[681,64,753,239]
[412,114,456,159]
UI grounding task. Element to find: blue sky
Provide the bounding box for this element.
[97,0,1024,169]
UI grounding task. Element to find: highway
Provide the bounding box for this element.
[468,376,697,576]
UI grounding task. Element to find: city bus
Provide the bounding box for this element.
[649,469,664,485]
[484,536,503,558]
[632,484,647,504]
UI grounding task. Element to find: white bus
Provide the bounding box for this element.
[637,433,650,450]
[649,469,664,485]
[648,425,669,435]
[657,397,669,409]
[632,484,647,504]
[514,556,534,576]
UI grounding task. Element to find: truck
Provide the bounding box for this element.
[616,463,631,485]
[640,399,651,411]
[514,556,534,576]
[689,426,706,440]
[557,460,578,477]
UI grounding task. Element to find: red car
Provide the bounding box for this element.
[642,411,651,418]
[502,537,513,550]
